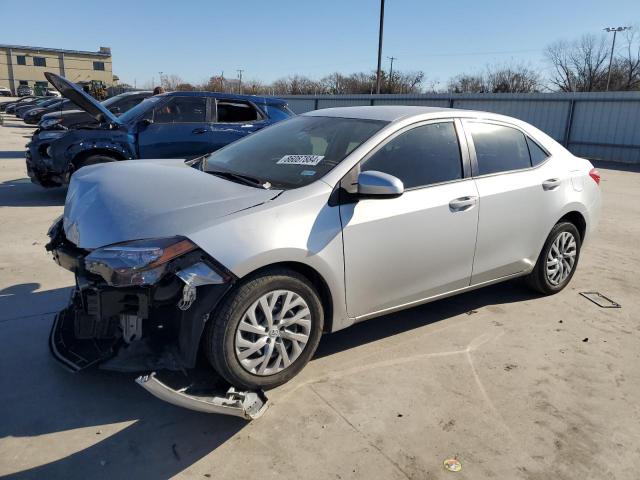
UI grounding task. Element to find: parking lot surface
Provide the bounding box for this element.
[0,115,639,479]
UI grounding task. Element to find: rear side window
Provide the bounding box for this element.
[153,97,206,123]
[362,122,462,189]
[216,101,260,122]
[468,122,531,175]
[526,137,549,166]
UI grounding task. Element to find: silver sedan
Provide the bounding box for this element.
[48,106,601,404]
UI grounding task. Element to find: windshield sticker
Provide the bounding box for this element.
[301,170,317,176]
[277,154,324,166]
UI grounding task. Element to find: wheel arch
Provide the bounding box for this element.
[71,147,126,168]
[557,210,587,242]
[234,261,335,333]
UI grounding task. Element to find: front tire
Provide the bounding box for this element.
[526,222,581,295]
[205,268,324,390]
[75,154,117,171]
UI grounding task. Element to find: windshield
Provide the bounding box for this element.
[118,96,161,123]
[204,116,387,189]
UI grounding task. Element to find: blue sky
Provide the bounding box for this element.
[2,0,638,89]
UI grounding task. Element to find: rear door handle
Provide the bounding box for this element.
[191,127,208,134]
[542,178,561,191]
[449,196,477,212]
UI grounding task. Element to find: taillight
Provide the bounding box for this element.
[589,168,600,186]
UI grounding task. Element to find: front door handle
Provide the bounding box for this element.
[191,127,208,134]
[449,196,477,212]
[542,178,561,191]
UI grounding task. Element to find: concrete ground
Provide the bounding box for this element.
[0,114,638,480]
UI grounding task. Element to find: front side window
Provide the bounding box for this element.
[153,96,206,123]
[93,61,105,71]
[204,116,387,189]
[362,122,462,189]
[33,56,46,67]
[16,55,26,65]
[468,122,531,175]
[216,101,260,122]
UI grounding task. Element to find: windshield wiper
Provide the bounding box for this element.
[206,169,271,189]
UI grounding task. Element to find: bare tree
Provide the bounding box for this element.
[447,74,486,93]
[175,83,195,91]
[612,29,640,90]
[545,34,610,91]
[163,74,185,91]
[485,64,541,92]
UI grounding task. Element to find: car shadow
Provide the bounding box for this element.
[0,284,247,479]
[316,279,535,359]
[0,177,66,207]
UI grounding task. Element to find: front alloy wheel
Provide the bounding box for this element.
[235,290,311,376]
[205,268,324,390]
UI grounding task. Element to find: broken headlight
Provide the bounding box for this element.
[85,237,197,287]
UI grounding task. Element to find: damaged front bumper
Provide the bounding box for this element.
[136,373,268,419]
[46,222,269,419]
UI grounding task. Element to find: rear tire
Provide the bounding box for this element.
[526,222,581,295]
[205,268,324,390]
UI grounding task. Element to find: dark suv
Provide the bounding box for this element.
[27,73,294,187]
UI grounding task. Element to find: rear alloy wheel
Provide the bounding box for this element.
[526,222,581,295]
[205,269,324,390]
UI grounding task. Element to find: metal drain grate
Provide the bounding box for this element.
[579,292,621,308]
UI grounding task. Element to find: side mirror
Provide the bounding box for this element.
[357,170,404,198]
[138,118,153,128]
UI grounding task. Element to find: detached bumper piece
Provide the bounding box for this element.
[49,305,118,371]
[136,372,269,420]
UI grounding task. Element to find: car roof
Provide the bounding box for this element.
[161,91,287,105]
[302,105,518,124]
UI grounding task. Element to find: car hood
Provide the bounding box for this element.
[63,158,282,249]
[45,72,120,125]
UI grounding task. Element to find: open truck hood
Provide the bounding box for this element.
[45,72,120,125]
[63,159,282,249]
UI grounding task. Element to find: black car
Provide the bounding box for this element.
[27,73,294,187]
[2,96,44,113]
[22,99,81,125]
[15,98,61,118]
[38,91,152,130]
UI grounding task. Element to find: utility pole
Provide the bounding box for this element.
[387,56,396,93]
[375,0,385,94]
[604,26,631,91]
[237,69,244,94]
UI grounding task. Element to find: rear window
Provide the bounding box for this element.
[468,122,531,175]
[216,101,260,122]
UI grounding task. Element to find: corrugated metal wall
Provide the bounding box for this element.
[278,93,640,163]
